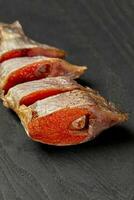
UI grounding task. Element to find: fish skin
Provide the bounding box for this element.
[0,20,128,146]
[0,21,65,62]
[0,56,45,81]
[0,56,87,93]
[17,89,128,146]
[3,76,83,110]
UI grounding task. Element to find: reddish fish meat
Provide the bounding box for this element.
[0,56,87,94]
[0,20,128,147]
[0,21,65,63]
[3,76,83,109]
[17,89,127,146]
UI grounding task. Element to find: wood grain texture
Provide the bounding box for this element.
[0,0,134,199]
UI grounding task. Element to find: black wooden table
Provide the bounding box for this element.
[0,0,133,199]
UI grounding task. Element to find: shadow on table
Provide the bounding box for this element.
[77,78,95,88]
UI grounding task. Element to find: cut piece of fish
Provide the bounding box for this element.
[0,21,65,62]
[3,76,83,109]
[0,56,87,94]
[17,89,127,146]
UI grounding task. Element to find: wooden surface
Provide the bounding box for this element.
[0,0,134,199]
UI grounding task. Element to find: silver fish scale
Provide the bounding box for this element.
[0,56,50,79]
[30,90,95,117]
[0,21,56,55]
[6,76,81,106]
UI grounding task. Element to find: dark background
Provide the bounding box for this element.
[0,0,134,199]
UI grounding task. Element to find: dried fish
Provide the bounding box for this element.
[17,89,127,146]
[3,76,83,109]
[0,56,87,94]
[0,21,65,62]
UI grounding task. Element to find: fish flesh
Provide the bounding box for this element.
[17,89,127,146]
[0,56,87,94]
[0,20,128,146]
[0,21,65,63]
[3,76,83,109]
